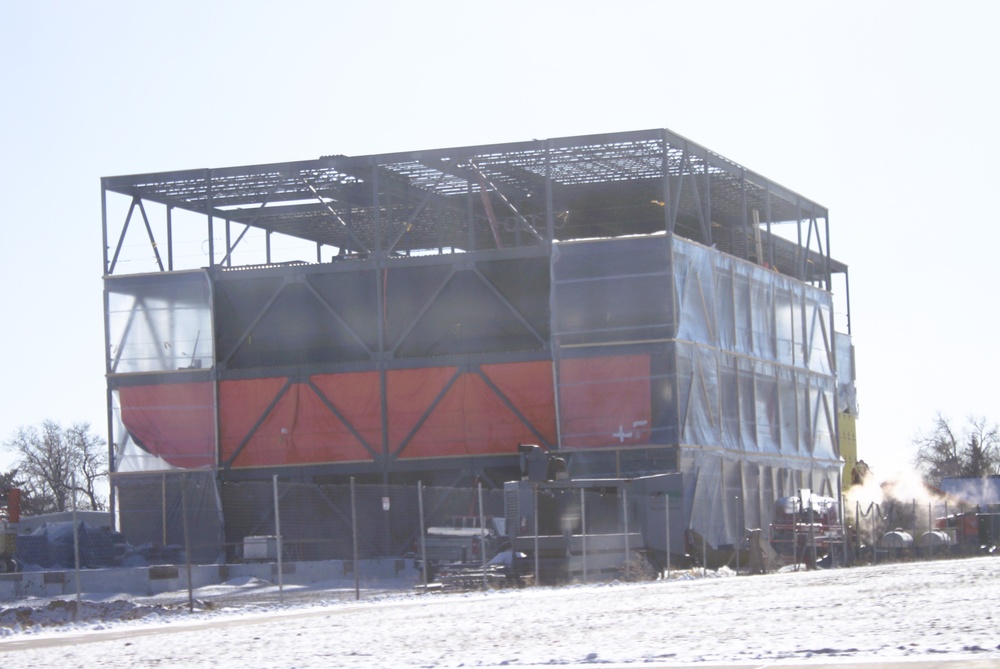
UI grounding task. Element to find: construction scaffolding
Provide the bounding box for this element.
[102,128,855,553]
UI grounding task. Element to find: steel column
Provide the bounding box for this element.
[545,140,554,245]
[703,146,712,247]
[166,206,174,271]
[206,170,214,267]
[102,181,117,527]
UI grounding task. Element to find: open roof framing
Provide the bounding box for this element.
[102,128,845,288]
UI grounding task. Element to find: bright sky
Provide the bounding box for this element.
[1,1,997,482]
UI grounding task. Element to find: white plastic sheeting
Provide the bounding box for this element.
[106,270,214,375]
[553,234,847,547]
[107,271,216,473]
[671,240,837,457]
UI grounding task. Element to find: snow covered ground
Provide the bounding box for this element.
[0,556,997,668]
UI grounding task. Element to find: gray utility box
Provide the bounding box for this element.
[243,535,278,561]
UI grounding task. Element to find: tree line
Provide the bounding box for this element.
[2,420,107,515]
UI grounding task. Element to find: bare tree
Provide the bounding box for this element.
[962,417,1000,478]
[913,414,1000,488]
[63,422,109,510]
[2,420,108,513]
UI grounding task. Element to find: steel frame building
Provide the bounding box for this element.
[102,128,856,547]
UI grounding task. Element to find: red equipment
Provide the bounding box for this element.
[768,493,844,566]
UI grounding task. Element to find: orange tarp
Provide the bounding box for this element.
[119,382,216,468]
[219,373,378,468]
[216,361,555,466]
[558,354,652,450]
[119,356,650,470]
[387,362,557,459]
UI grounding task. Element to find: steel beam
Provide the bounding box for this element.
[304,377,380,460]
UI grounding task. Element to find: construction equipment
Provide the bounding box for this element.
[414,515,506,581]
[0,486,21,573]
[935,505,1000,554]
[504,467,683,584]
[768,492,845,567]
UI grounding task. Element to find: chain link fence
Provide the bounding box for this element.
[220,478,505,564]
[109,472,508,566]
[4,474,1000,605]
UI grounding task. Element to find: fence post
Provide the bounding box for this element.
[272,474,283,605]
[702,533,707,577]
[870,503,876,565]
[478,481,487,589]
[622,484,630,570]
[664,491,671,579]
[735,495,741,574]
[580,487,588,584]
[72,473,81,616]
[840,488,849,567]
[533,484,539,586]
[808,498,817,569]
[161,473,168,547]
[351,477,359,601]
[927,501,933,559]
[418,481,427,590]
[383,484,391,558]
[792,501,798,570]
[856,500,860,564]
[182,474,194,613]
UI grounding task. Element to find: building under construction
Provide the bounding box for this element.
[102,128,857,553]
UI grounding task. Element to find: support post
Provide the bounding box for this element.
[273,474,284,605]
[665,491,671,578]
[623,485,630,569]
[871,503,877,565]
[182,474,194,613]
[352,477,360,600]
[735,495,741,574]
[418,481,428,590]
[792,500,798,570]
[72,474,81,614]
[580,487,588,583]
[702,533,707,577]
[928,501,933,559]
[808,497,817,568]
[162,473,168,547]
[533,484,539,586]
[478,481,487,590]
[840,476,849,567]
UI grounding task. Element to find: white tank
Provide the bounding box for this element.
[878,530,914,549]
[916,530,952,547]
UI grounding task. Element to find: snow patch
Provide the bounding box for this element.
[0,557,997,668]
